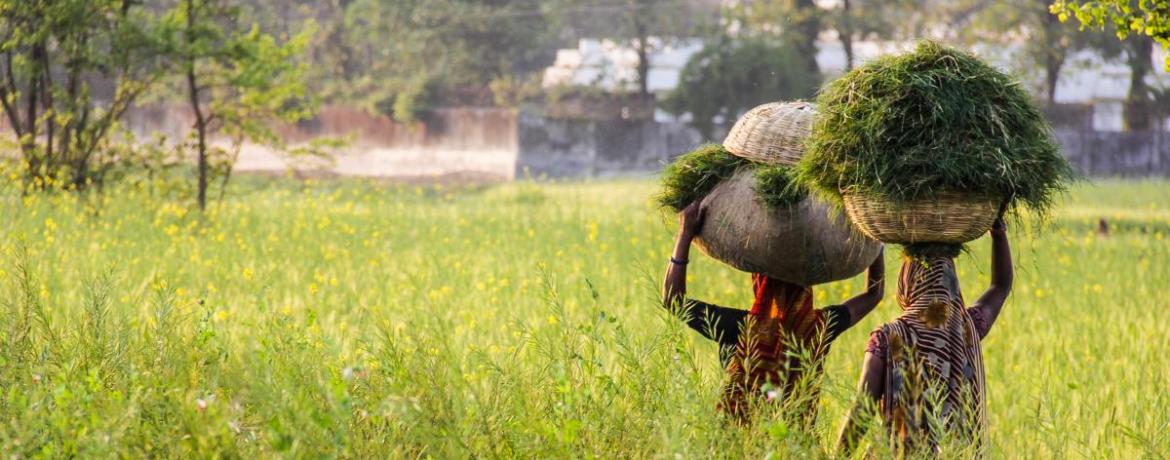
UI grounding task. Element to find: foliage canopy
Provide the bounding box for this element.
[0,0,172,190]
[330,0,554,122]
[1051,0,1170,71]
[169,0,320,209]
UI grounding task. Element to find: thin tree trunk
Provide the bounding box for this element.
[62,30,90,187]
[1124,36,1153,132]
[217,139,243,204]
[841,0,853,71]
[39,44,56,178]
[1048,43,1067,104]
[189,68,209,211]
[0,52,24,140]
[24,44,41,186]
[1042,7,1065,105]
[186,0,210,210]
[794,0,821,76]
[1,50,33,192]
[61,54,81,174]
[632,14,650,99]
[1044,52,1062,104]
[190,79,209,211]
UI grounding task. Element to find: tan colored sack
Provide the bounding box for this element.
[694,169,881,286]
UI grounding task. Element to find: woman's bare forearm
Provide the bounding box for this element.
[842,248,885,325]
[989,229,1013,292]
[662,230,695,309]
[664,203,704,309]
[975,226,1013,329]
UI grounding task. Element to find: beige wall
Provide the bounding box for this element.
[120,105,520,179]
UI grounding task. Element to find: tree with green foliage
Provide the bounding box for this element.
[170,0,319,210]
[724,0,822,78]
[1050,0,1163,130]
[661,36,821,139]
[725,0,917,76]
[967,0,1118,105]
[0,0,171,191]
[1120,34,1158,130]
[1051,0,1170,71]
[328,0,553,123]
[831,0,917,71]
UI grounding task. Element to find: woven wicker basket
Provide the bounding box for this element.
[722,101,816,166]
[843,192,1001,244]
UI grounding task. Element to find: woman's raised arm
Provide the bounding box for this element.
[840,247,886,328]
[971,214,1013,336]
[662,202,704,310]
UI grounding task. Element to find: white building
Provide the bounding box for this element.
[543,35,1169,130]
[542,38,704,96]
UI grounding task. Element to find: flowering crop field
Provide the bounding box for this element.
[1,178,1168,458]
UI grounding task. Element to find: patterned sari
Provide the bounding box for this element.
[718,275,843,422]
[876,256,987,454]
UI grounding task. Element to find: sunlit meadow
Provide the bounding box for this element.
[1,170,1168,457]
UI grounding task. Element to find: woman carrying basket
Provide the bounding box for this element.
[837,212,1013,457]
[662,202,886,422]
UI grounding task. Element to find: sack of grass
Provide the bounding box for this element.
[797,41,1074,245]
[659,144,880,287]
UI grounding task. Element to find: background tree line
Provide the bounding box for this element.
[1,0,1167,205]
[249,0,1163,133]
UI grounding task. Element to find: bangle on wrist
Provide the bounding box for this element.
[670,257,688,266]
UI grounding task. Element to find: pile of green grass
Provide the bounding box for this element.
[753,163,808,207]
[798,41,1075,216]
[657,144,806,211]
[657,144,747,211]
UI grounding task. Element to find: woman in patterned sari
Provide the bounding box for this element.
[662,202,886,422]
[837,213,1012,457]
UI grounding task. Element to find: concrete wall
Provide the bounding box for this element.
[515,119,1170,179]
[1055,129,1169,177]
[10,105,1168,179]
[122,105,520,180]
[515,113,708,178]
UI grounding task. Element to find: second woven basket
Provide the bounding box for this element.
[722,101,816,166]
[843,192,1001,245]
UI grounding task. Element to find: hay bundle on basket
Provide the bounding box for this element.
[797,41,1075,246]
[658,144,753,212]
[723,101,816,166]
[658,144,880,286]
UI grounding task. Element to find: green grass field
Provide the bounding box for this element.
[1,177,1168,458]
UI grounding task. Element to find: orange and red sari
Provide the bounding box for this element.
[718,274,849,422]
